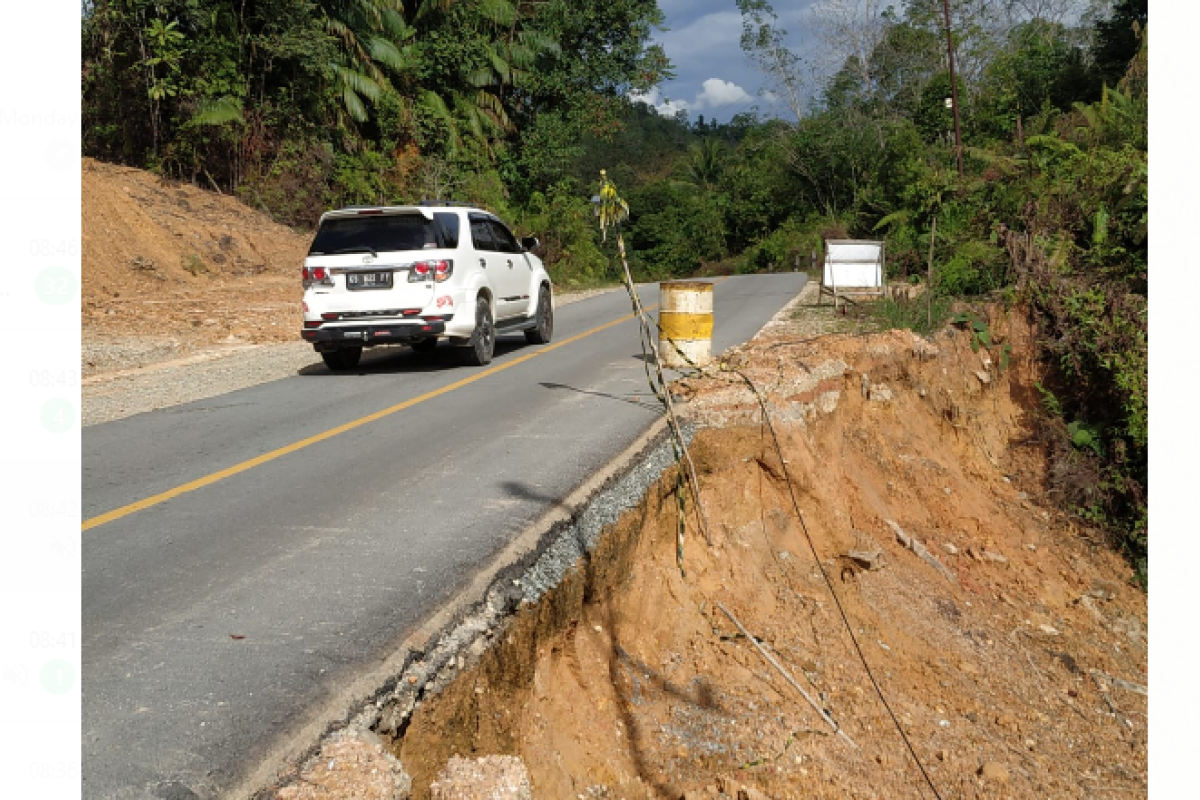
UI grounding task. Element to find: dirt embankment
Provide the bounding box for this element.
[82,157,309,375]
[80,159,1145,798]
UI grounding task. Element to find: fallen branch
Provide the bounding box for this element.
[887,520,957,584]
[716,601,858,749]
[1089,669,1147,697]
[1090,672,1134,730]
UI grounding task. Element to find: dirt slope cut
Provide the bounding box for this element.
[82,158,309,372]
[387,311,1146,799]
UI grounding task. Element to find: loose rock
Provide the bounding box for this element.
[979,761,1010,784]
[429,755,532,800]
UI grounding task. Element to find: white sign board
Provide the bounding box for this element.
[823,240,884,289]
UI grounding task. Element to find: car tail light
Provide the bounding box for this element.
[408,259,453,283]
[303,266,333,288]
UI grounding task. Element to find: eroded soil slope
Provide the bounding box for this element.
[389,313,1146,799]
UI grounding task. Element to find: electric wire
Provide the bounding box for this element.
[722,365,946,800]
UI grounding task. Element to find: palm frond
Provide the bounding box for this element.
[516,29,560,59]
[873,209,910,232]
[323,17,357,48]
[476,0,516,26]
[379,8,412,39]
[508,43,536,70]
[1025,135,1081,159]
[419,89,454,123]
[366,36,406,72]
[474,90,511,132]
[486,47,511,84]
[467,68,495,88]
[343,86,368,122]
[190,95,244,126]
[331,63,383,103]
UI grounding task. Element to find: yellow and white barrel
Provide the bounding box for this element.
[658,280,714,369]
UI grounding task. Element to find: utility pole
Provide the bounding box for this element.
[941,0,964,179]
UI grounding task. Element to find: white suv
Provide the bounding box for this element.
[300,203,553,370]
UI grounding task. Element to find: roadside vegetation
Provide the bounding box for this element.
[82,0,1148,578]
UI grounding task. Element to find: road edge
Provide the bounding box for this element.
[231,413,672,800]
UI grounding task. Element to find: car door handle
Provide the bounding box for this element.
[506,259,513,268]
[479,258,486,268]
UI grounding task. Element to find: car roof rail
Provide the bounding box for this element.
[418,199,476,208]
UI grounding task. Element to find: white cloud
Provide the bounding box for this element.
[631,77,754,119]
[629,86,691,116]
[657,98,691,115]
[695,78,754,109]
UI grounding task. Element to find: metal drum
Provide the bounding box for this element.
[658,280,713,369]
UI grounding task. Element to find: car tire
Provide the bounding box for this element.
[410,337,438,354]
[524,285,553,344]
[321,346,362,371]
[460,296,494,366]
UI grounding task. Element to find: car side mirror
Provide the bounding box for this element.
[520,236,540,253]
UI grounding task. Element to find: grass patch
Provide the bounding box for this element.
[871,293,953,336]
[182,253,208,277]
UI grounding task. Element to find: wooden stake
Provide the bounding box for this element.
[716,602,858,749]
[927,215,938,328]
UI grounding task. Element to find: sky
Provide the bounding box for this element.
[636,0,820,124]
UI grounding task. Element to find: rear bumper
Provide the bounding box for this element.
[301,320,446,348]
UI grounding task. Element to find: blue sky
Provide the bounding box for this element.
[637,0,819,123]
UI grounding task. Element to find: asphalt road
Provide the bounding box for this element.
[81,273,807,799]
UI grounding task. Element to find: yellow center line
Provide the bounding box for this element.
[82,304,656,532]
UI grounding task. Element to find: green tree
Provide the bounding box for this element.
[974,18,1094,142]
[685,137,726,191]
[317,0,412,125]
[1092,0,1147,90]
[915,71,967,144]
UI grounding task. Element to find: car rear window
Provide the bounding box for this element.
[308,214,449,255]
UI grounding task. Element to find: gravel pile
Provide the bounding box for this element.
[429,755,532,800]
[82,340,319,427]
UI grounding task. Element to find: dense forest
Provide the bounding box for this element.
[82,0,1148,579]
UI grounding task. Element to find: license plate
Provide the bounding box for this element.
[346,270,393,290]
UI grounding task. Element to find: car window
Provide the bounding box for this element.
[433,212,460,249]
[488,220,522,254]
[308,214,439,255]
[469,217,497,251]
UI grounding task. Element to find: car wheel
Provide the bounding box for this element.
[460,296,494,366]
[524,285,553,344]
[321,346,362,371]
[410,337,438,353]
